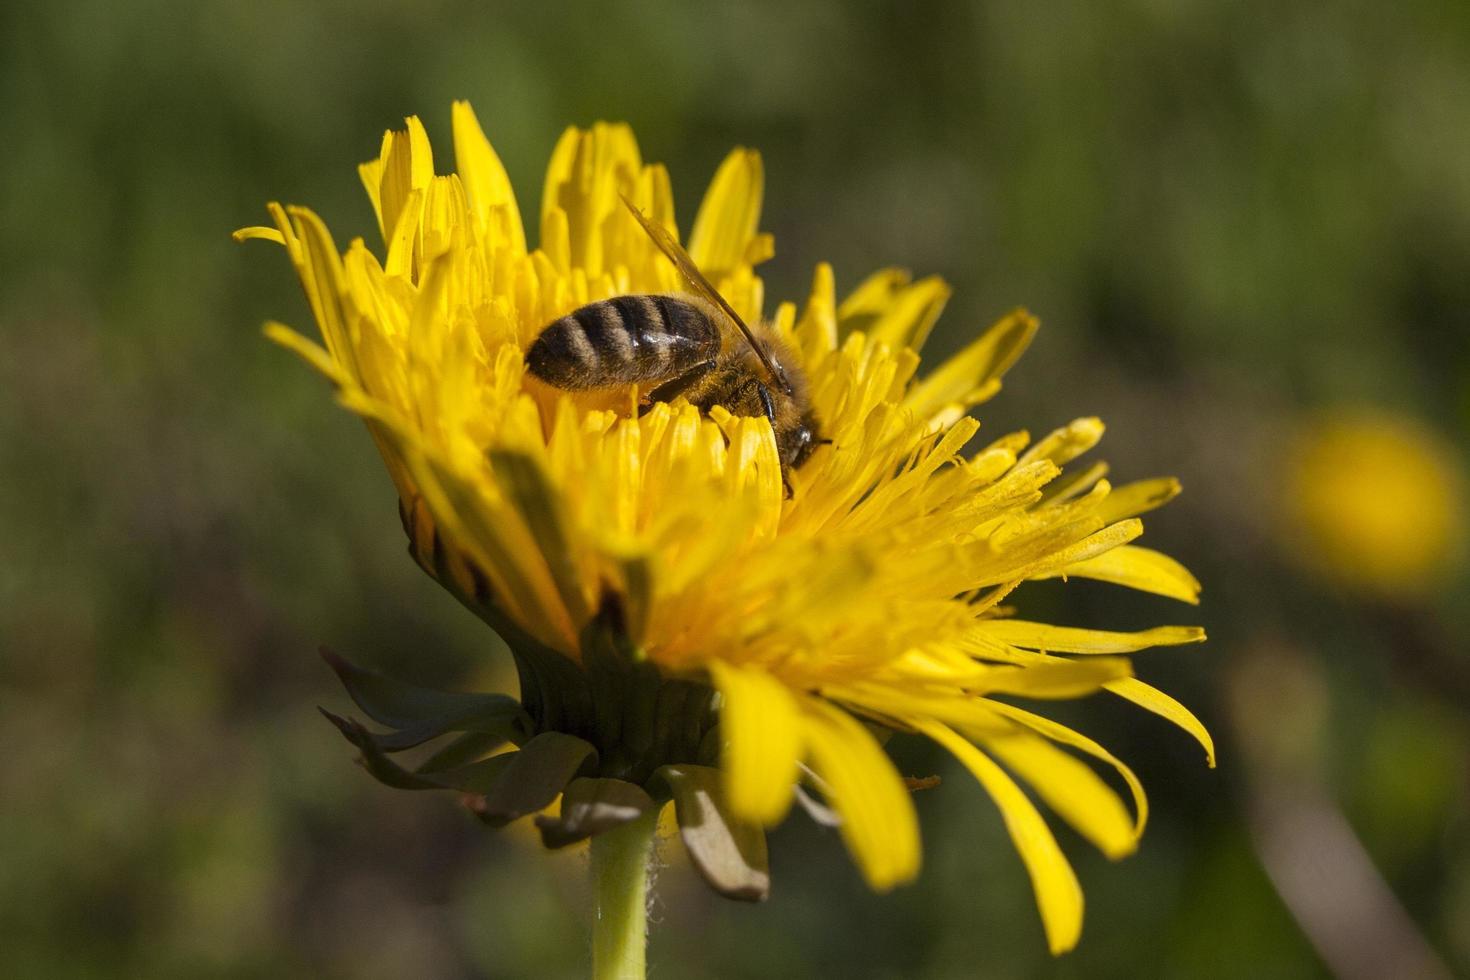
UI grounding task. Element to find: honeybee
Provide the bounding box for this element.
[526,197,823,486]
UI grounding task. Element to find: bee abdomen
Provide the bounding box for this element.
[526,295,720,389]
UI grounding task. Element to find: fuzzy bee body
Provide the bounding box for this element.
[526,295,720,390]
[527,293,822,477]
[526,198,825,482]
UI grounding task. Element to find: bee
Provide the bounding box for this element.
[525,197,823,487]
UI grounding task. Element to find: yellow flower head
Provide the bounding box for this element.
[238,102,1211,955]
[1284,407,1467,598]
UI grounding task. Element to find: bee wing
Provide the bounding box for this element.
[619,194,791,394]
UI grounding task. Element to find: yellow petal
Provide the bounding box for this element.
[359,151,388,242]
[451,100,526,256]
[984,729,1136,859]
[979,621,1206,654]
[904,308,1038,418]
[837,268,907,326]
[688,147,764,277]
[709,662,803,824]
[540,205,572,276]
[285,206,361,383]
[802,699,920,891]
[1026,519,1143,576]
[232,225,285,245]
[382,187,424,280]
[402,448,577,653]
[915,719,1083,955]
[1039,545,1202,604]
[375,117,435,258]
[744,231,775,266]
[1039,460,1109,506]
[1095,477,1182,524]
[263,321,347,385]
[978,657,1134,699]
[420,174,471,259]
[540,122,642,275]
[488,451,593,629]
[1019,417,1105,468]
[958,633,1210,788]
[794,261,839,359]
[986,700,1149,839]
[1105,677,1216,766]
[540,126,581,229]
[834,268,952,354]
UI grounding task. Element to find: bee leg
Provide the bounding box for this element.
[738,378,794,498]
[639,358,717,415]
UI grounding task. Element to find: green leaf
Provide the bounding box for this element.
[655,764,770,902]
[466,731,599,827]
[534,778,657,849]
[320,647,530,743]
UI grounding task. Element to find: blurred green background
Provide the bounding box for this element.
[4,1,1469,977]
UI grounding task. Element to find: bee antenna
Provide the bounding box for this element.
[619,193,793,396]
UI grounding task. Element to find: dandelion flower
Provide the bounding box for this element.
[1284,408,1466,598]
[238,103,1212,956]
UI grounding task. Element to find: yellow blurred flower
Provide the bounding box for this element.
[1284,408,1466,598]
[238,103,1210,954]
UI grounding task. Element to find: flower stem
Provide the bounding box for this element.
[590,809,658,980]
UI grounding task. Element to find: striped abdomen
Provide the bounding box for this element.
[526,295,721,389]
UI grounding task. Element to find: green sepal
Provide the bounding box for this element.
[696,723,723,767]
[405,526,597,741]
[323,709,597,821]
[534,777,658,849]
[321,708,517,792]
[579,599,718,784]
[464,731,599,827]
[416,730,512,773]
[320,646,531,750]
[320,708,445,789]
[653,763,770,902]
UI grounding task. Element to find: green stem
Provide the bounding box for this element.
[590,809,658,980]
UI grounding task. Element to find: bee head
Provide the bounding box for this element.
[781,410,825,472]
